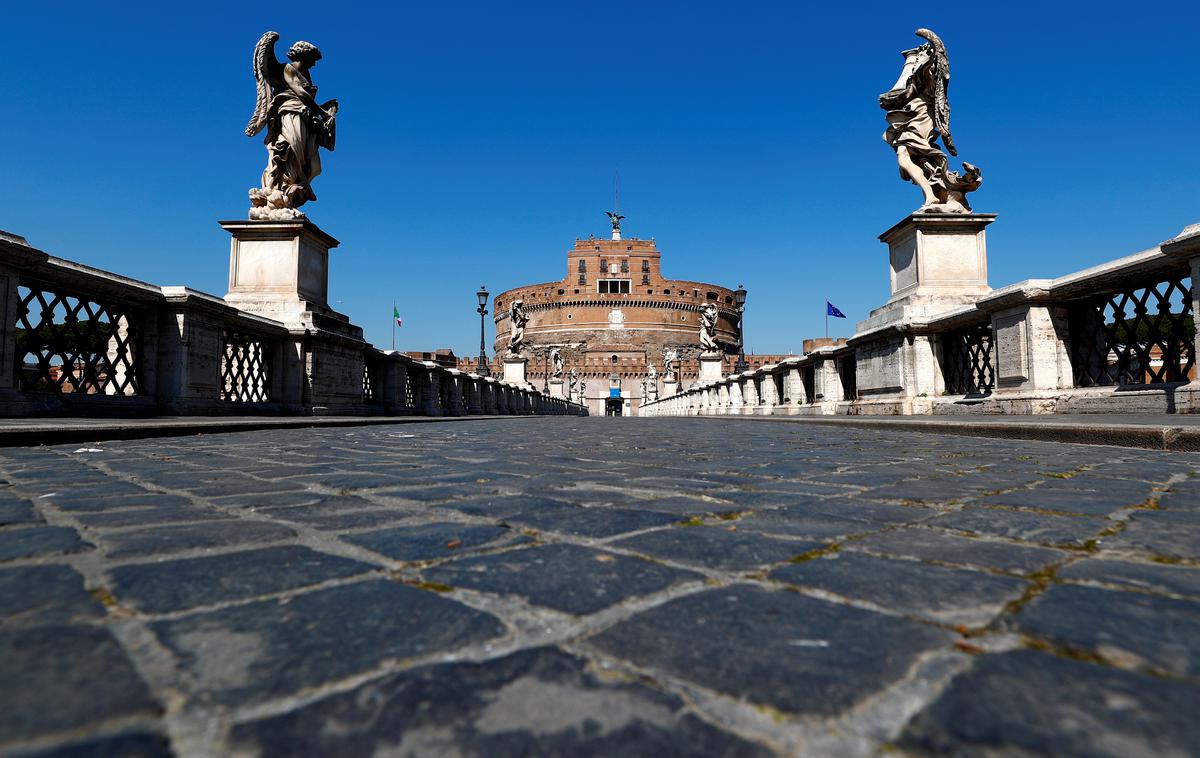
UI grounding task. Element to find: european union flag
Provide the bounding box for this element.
[826,301,847,318]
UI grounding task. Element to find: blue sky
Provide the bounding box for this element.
[4,2,1198,355]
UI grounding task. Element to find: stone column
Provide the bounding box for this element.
[503,357,528,387]
[728,378,744,414]
[758,369,778,415]
[783,363,804,413]
[550,378,565,398]
[716,382,730,415]
[991,302,1073,395]
[742,374,759,414]
[662,377,677,398]
[698,353,723,383]
[467,375,483,414]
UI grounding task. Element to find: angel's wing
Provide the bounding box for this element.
[245,31,285,137]
[915,28,956,156]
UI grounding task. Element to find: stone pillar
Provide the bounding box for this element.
[758,370,778,415]
[221,219,340,327]
[716,382,730,415]
[991,304,1073,395]
[550,378,565,398]
[728,378,744,414]
[662,377,677,398]
[466,375,483,414]
[879,213,994,317]
[742,374,759,414]
[698,353,723,384]
[503,357,528,387]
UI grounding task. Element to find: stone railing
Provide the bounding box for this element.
[642,224,1200,417]
[0,232,586,418]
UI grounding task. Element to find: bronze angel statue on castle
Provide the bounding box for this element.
[245,31,339,220]
[879,29,981,214]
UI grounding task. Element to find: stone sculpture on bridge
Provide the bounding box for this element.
[551,348,564,379]
[699,304,719,354]
[245,31,339,220]
[879,28,981,214]
[568,366,578,394]
[507,300,529,357]
[663,349,678,381]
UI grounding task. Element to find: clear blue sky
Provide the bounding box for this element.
[4,2,1198,356]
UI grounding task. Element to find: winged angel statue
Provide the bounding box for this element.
[879,29,981,213]
[245,31,339,220]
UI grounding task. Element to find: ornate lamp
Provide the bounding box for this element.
[734,284,749,373]
[476,285,490,376]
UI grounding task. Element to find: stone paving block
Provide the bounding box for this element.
[586,585,953,717]
[615,526,824,572]
[152,579,504,707]
[33,484,166,511]
[848,527,1066,576]
[0,499,40,527]
[897,649,1200,757]
[19,732,173,757]
[374,484,502,503]
[1154,479,1200,511]
[926,505,1105,547]
[1014,584,1200,676]
[0,526,92,561]
[110,546,377,613]
[0,565,104,627]
[343,522,523,562]
[75,505,233,529]
[439,493,577,519]
[424,543,703,615]
[1059,557,1200,599]
[633,495,743,517]
[860,477,999,504]
[0,625,159,745]
[229,646,772,757]
[735,511,883,540]
[1102,510,1200,560]
[980,484,1155,516]
[772,552,1027,627]
[101,520,297,559]
[503,504,680,539]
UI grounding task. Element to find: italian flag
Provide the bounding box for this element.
[393,305,402,328]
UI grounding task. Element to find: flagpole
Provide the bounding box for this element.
[391,302,396,352]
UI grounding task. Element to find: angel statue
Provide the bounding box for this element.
[646,363,659,401]
[568,366,579,394]
[606,211,625,234]
[699,304,719,354]
[551,348,564,380]
[507,300,529,357]
[879,29,981,214]
[663,349,679,381]
[245,31,339,220]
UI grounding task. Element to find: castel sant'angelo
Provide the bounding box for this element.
[463,213,793,416]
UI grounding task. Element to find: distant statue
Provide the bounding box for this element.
[551,348,564,379]
[640,376,648,398]
[578,379,587,402]
[507,300,528,357]
[699,304,719,354]
[245,32,339,220]
[663,349,679,380]
[646,363,659,401]
[606,211,625,234]
[568,367,579,393]
[879,29,981,214]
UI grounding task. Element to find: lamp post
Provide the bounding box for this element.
[734,284,749,374]
[475,285,490,376]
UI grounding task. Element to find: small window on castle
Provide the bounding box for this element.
[578,260,586,272]
[558,289,564,295]
[706,292,718,301]
[577,275,585,285]
[567,313,573,319]
[646,289,653,294]
[620,260,628,273]
[641,275,650,285]
[611,355,619,364]
[663,289,670,294]
[681,315,687,321]
[574,288,580,294]
[725,296,733,304]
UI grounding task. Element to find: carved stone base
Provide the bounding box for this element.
[503,357,528,386]
[698,353,724,384]
[221,219,359,338]
[550,378,566,398]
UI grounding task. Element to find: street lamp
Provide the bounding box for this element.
[734,284,749,373]
[476,285,490,376]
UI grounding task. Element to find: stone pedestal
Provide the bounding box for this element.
[857,213,995,333]
[221,219,360,338]
[698,353,723,383]
[662,378,678,398]
[550,378,565,398]
[503,357,528,386]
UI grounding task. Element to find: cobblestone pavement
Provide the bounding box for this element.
[2,418,1199,756]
